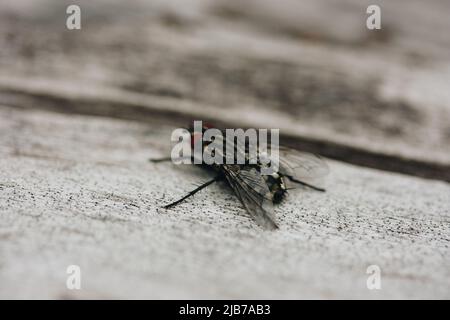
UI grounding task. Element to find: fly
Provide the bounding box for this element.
[150,124,328,230]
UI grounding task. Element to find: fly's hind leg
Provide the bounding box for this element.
[287,176,326,192]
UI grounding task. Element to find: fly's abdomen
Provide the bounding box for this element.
[264,173,287,204]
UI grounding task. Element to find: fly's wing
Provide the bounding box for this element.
[276,147,329,186]
[223,165,278,230]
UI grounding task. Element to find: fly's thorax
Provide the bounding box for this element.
[202,145,277,169]
[185,124,280,173]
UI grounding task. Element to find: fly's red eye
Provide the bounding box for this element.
[191,132,202,147]
[203,122,214,129]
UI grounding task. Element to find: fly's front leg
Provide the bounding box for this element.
[150,156,194,163]
[149,157,172,163]
[164,176,221,209]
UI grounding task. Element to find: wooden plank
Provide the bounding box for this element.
[0,0,449,299]
[0,0,449,170]
[0,106,449,299]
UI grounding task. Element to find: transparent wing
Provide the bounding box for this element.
[223,165,278,230]
[277,147,329,185]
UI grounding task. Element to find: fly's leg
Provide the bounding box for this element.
[150,156,193,163]
[287,177,326,192]
[149,157,172,163]
[164,176,221,209]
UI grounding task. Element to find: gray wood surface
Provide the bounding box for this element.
[0,0,449,299]
[1,106,449,299]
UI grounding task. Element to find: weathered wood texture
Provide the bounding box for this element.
[0,0,449,299]
[0,106,449,299]
[1,0,449,178]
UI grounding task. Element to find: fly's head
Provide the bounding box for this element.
[188,121,215,150]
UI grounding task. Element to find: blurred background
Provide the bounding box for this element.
[1,0,449,179]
